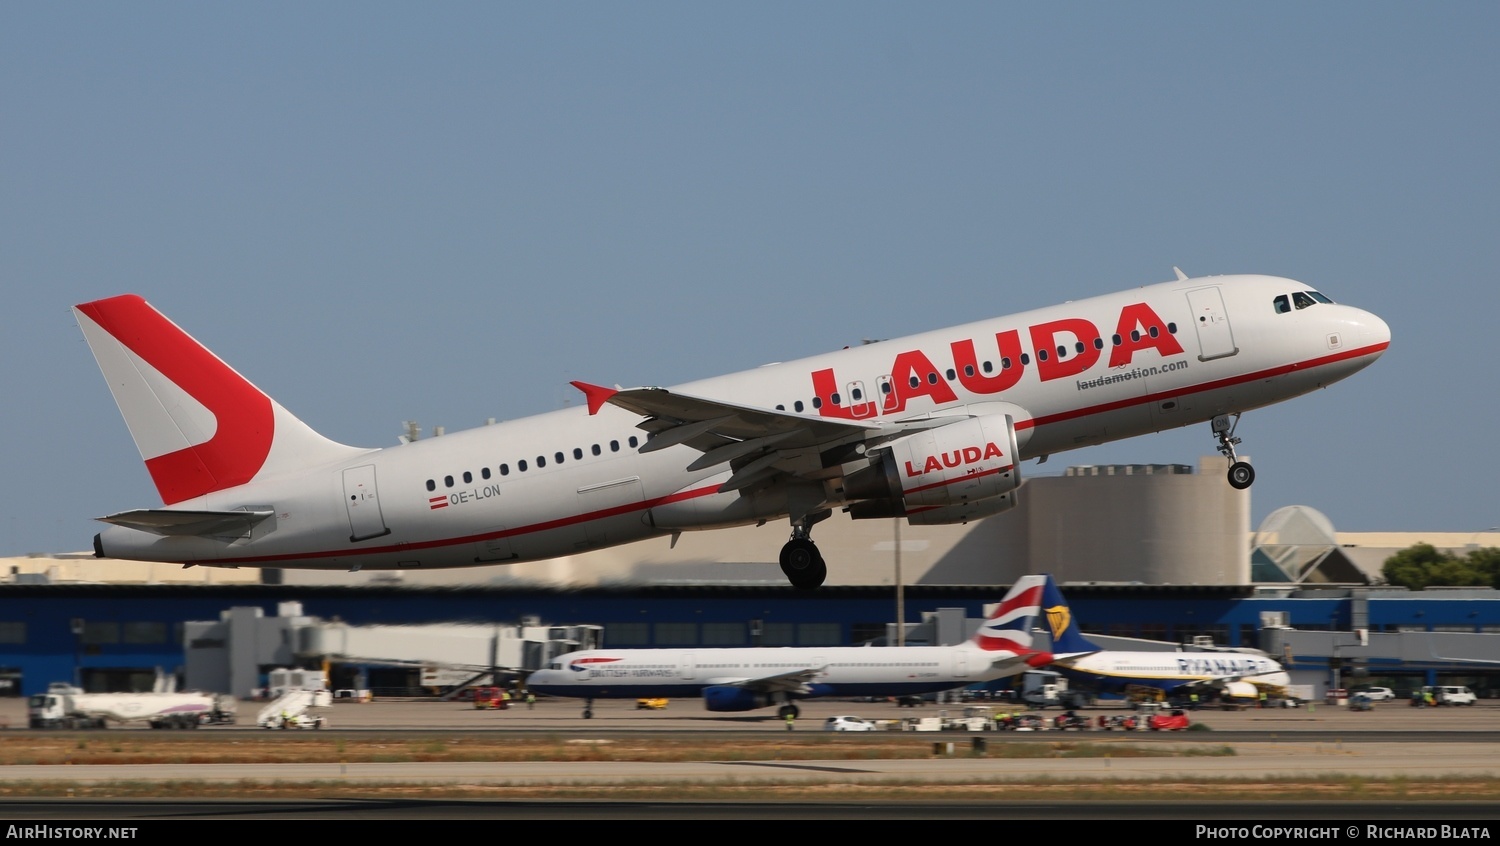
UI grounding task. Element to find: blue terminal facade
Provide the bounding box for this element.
[1,583,1497,697]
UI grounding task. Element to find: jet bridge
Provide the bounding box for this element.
[184,602,600,698]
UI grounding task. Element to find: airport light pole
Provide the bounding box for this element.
[894,518,904,647]
[69,618,84,689]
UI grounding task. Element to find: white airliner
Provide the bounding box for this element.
[72,269,1389,588]
[1036,575,1292,702]
[525,575,1053,718]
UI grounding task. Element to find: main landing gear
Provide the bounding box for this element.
[779,510,830,590]
[1212,413,1256,490]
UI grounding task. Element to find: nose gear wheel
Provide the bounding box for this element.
[1212,413,1255,490]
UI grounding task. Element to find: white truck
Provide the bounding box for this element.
[1021,670,1088,709]
[28,686,237,729]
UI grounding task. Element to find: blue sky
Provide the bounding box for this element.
[3,2,1497,556]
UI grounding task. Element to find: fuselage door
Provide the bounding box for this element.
[954,649,970,679]
[342,464,390,542]
[845,381,874,419]
[877,375,899,413]
[677,652,696,681]
[1186,286,1239,362]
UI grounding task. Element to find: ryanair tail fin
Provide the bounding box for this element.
[1039,574,1104,657]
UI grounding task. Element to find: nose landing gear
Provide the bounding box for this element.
[1212,413,1255,490]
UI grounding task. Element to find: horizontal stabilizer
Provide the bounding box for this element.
[97,508,274,538]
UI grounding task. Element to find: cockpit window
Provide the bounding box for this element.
[1292,292,1317,310]
[1273,294,1291,314]
[1307,290,1334,304]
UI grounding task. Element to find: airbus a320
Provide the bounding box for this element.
[72,269,1389,588]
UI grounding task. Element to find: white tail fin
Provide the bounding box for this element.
[74,295,366,504]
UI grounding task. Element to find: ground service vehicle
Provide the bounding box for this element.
[29,688,235,729]
[1052,711,1090,730]
[824,715,878,732]
[472,686,506,710]
[1021,670,1088,709]
[1148,709,1192,731]
[1355,686,1395,701]
[261,712,327,729]
[1422,685,1477,706]
[635,698,668,710]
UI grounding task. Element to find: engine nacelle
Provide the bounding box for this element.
[702,685,772,712]
[844,413,1022,515]
[906,490,1018,525]
[1222,681,1258,701]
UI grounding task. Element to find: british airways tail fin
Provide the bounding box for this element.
[970,574,1050,659]
[74,295,366,505]
[1039,574,1104,657]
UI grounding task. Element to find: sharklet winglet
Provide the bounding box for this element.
[570,381,618,416]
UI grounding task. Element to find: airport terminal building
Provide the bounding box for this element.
[1,457,1496,701]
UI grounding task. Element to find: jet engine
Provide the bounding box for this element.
[843,413,1022,525]
[702,685,772,712]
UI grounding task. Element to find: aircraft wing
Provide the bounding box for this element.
[1172,668,1287,693]
[571,382,946,492]
[96,508,275,538]
[709,666,827,696]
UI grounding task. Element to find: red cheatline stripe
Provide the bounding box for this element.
[901,463,1013,497]
[211,481,726,565]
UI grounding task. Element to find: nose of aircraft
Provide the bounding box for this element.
[1358,308,1392,353]
[524,670,564,691]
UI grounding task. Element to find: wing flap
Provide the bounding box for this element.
[727,666,825,695]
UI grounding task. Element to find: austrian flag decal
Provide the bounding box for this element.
[428,496,448,510]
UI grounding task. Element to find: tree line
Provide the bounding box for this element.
[1382,543,1500,589]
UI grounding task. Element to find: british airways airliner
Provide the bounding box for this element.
[73,269,1388,588]
[525,575,1053,718]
